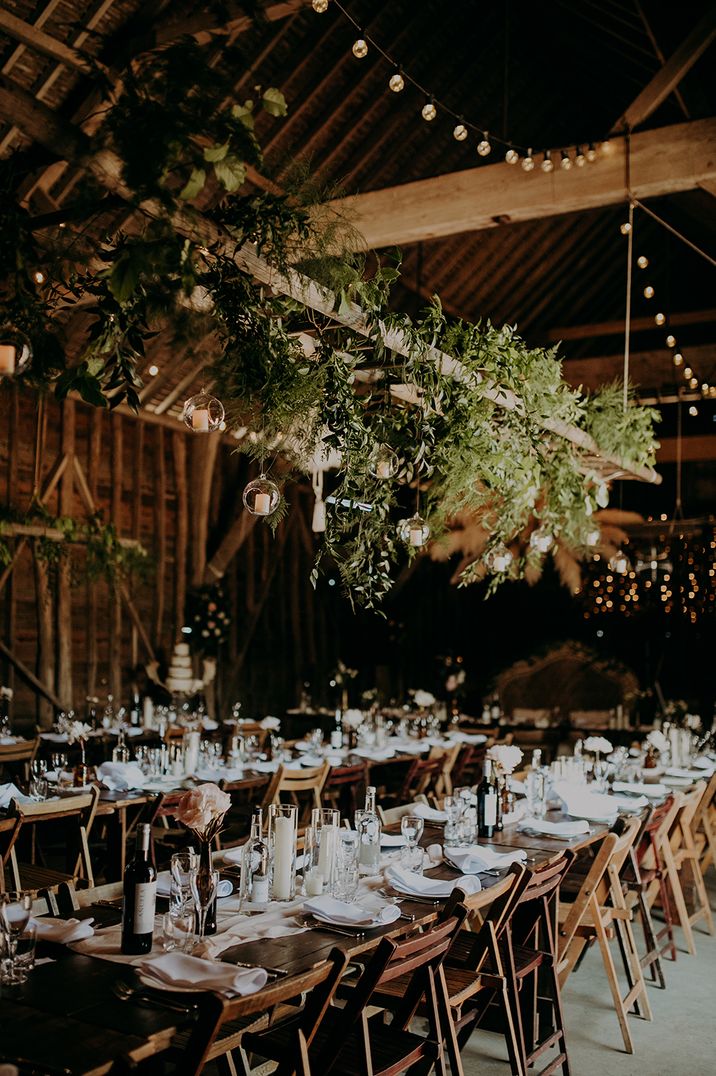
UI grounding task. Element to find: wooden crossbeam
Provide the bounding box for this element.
[0,9,100,74]
[0,78,661,485]
[0,639,64,711]
[612,5,716,132]
[328,119,716,249]
[657,435,716,463]
[549,309,716,342]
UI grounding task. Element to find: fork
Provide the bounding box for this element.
[113,980,196,1013]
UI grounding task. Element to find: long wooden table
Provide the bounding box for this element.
[0,814,609,1074]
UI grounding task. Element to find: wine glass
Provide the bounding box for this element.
[400,814,424,850]
[0,892,32,984]
[189,867,219,944]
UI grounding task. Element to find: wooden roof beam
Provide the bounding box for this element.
[549,308,716,342]
[329,119,716,250]
[0,9,101,74]
[611,4,716,132]
[0,77,660,485]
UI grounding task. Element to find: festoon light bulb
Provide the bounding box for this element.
[352,37,368,59]
[389,70,404,92]
[421,100,437,121]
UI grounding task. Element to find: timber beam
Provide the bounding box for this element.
[329,119,716,249]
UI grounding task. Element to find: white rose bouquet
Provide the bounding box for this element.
[583,736,613,756]
[175,783,231,845]
[413,689,436,709]
[646,729,669,755]
[488,744,524,775]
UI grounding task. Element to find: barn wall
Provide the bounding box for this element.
[0,383,330,729]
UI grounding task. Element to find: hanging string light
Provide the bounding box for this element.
[312,1,608,173]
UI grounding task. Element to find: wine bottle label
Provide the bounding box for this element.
[133,881,157,934]
[484,792,497,827]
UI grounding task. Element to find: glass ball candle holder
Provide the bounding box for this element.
[397,514,430,548]
[243,474,280,517]
[486,543,513,573]
[529,527,555,553]
[369,443,399,480]
[182,392,225,433]
[0,327,32,378]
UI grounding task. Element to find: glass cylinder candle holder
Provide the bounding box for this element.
[268,803,298,901]
[308,808,340,892]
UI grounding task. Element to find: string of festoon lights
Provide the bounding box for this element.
[310,0,611,172]
[620,208,716,417]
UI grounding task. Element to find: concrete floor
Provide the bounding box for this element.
[461,876,716,1076]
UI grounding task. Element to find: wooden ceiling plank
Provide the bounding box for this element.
[611,4,716,132]
[0,9,99,74]
[329,119,716,250]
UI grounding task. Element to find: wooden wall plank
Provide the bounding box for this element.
[56,399,75,707]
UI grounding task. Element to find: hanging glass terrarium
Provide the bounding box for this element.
[182,391,225,433]
[0,326,32,379]
[243,474,280,517]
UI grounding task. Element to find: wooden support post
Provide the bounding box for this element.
[109,414,123,701]
[33,550,55,728]
[153,425,167,649]
[0,453,69,597]
[4,384,19,695]
[190,435,220,587]
[56,400,75,708]
[172,432,188,638]
[0,638,64,713]
[130,421,144,666]
[86,410,102,698]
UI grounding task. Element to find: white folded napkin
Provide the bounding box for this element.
[553,782,618,822]
[412,803,447,823]
[32,916,95,943]
[612,781,669,798]
[293,741,311,752]
[693,758,715,771]
[298,754,324,768]
[304,895,401,927]
[398,741,429,755]
[250,760,279,773]
[39,732,69,742]
[0,782,25,809]
[517,817,590,839]
[96,762,146,791]
[386,864,481,898]
[666,767,698,779]
[0,736,18,745]
[444,845,526,874]
[201,719,219,731]
[380,833,408,847]
[353,746,395,761]
[449,732,487,745]
[610,794,648,812]
[156,870,233,899]
[260,717,281,731]
[137,952,268,996]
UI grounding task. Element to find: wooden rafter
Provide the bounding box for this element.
[548,309,716,342]
[611,4,716,132]
[0,78,660,485]
[328,119,716,249]
[0,9,100,74]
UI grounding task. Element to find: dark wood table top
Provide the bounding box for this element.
[0,814,608,1074]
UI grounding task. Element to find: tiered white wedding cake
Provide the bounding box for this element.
[166,641,194,694]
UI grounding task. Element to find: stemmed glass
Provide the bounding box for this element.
[190,867,219,946]
[400,814,425,872]
[0,892,32,984]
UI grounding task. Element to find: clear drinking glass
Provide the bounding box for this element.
[0,892,32,985]
[443,795,461,847]
[525,770,546,818]
[400,814,424,850]
[170,850,198,912]
[50,752,68,776]
[190,868,219,944]
[14,923,37,974]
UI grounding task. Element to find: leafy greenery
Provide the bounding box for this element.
[584,382,660,468]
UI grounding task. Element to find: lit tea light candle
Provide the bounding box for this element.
[304,867,324,897]
[254,492,272,515]
[0,345,16,375]
[192,408,210,432]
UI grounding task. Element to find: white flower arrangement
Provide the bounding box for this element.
[65,720,92,744]
[175,783,231,843]
[583,735,613,755]
[646,729,669,754]
[260,716,281,731]
[488,744,524,774]
[343,708,365,729]
[0,686,13,700]
[413,689,436,708]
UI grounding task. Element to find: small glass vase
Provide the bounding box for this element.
[73,740,89,787]
[268,803,298,901]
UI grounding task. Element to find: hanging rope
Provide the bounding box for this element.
[630,197,716,270]
[622,131,634,415]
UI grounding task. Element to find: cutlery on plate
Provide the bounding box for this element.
[303,917,365,938]
[230,960,287,978]
[113,980,196,1013]
[378,887,440,906]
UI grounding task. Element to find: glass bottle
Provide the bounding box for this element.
[477,759,499,839]
[112,727,130,763]
[356,786,381,874]
[121,824,157,955]
[330,708,343,750]
[240,806,270,910]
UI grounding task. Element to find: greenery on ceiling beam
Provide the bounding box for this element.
[0,40,660,608]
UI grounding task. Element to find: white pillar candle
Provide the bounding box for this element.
[317,824,337,885]
[304,867,324,897]
[192,408,210,432]
[254,492,272,515]
[0,345,16,375]
[184,731,200,774]
[142,696,154,730]
[409,525,424,547]
[272,815,294,900]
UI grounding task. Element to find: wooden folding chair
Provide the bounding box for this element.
[377,796,429,827]
[55,878,124,914]
[450,743,487,789]
[558,815,650,1055]
[322,762,367,817]
[0,814,22,893]
[619,805,668,988]
[398,753,446,803]
[5,787,99,893]
[162,947,347,1075]
[261,761,330,824]
[694,770,716,877]
[663,783,714,951]
[245,909,468,1076]
[433,744,461,798]
[0,737,40,784]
